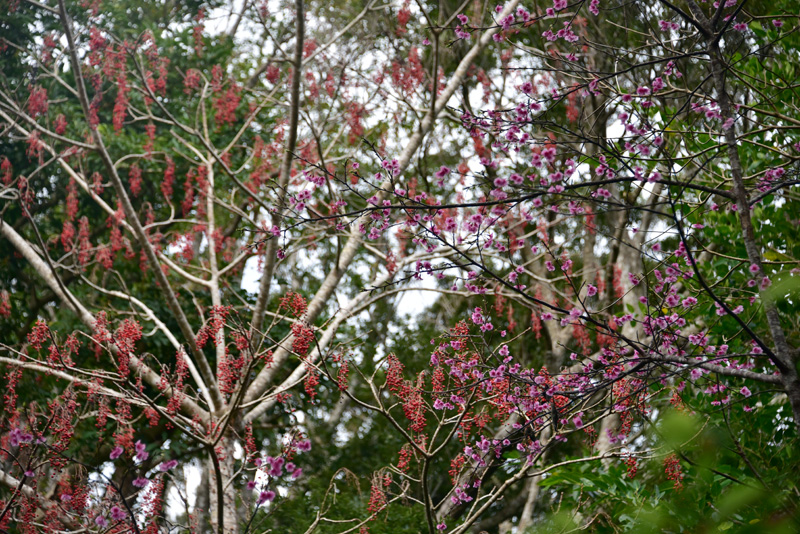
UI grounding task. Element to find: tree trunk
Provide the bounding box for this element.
[208,437,239,534]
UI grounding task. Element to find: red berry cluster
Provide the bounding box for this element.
[141,478,165,534]
[366,475,387,514]
[669,390,687,411]
[279,291,308,318]
[612,378,647,438]
[336,358,349,391]
[390,47,424,96]
[192,8,205,57]
[663,453,683,490]
[304,368,319,401]
[166,349,189,415]
[184,69,201,94]
[403,386,427,433]
[143,122,156,156]
[291,323,315,357]
[161,156,175,201]
[27,320,50,350]
[196,305,231,349]
[449,454,466,484]
[396,0,411,34]
[76,217,91,267]
[128,163,143,197]
[114,397,134,450]
[214,84,242,126]
[27,85,48,117]
[385,354,408,398]
[612,265,625,299]
[219,349,245,397]
[113,319,142,380]
[1,157,12,185]
[244,424,257,461]
[88,26,106,65]
[144,406,160,427]
[431,366,445,393]
[3,366,22,414]
[396,444,413,473]
[113,71,130,133]
[625,456,638,479]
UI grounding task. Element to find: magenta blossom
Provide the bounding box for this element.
[257,490,276,505]
[159,459,178,472]
[110,506,126,521]
[135,440,148,462]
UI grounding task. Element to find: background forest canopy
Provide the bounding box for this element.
[1,0,799,533]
